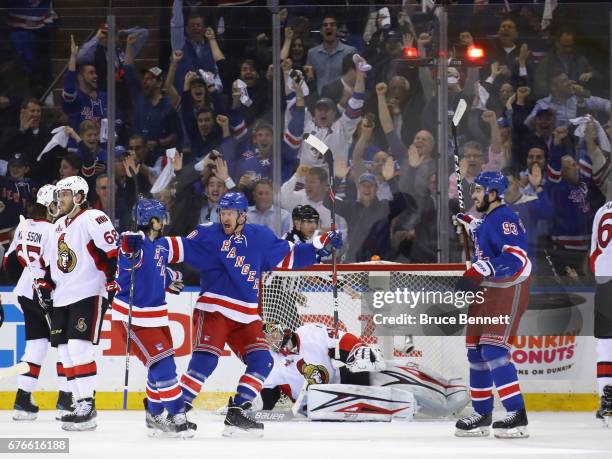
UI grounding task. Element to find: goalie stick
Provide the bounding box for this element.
[303,134,340,358]
[450,99,471,268]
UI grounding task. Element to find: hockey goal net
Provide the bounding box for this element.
[259,262,469,380]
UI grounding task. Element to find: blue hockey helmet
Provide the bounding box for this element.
[473,171,509,198]
[218,191,248,213]
[134,198,169,226]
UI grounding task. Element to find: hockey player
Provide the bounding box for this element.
[112,198,194,437]
[453,171,532,439]
[284,205,320,243]
[2,185,73,421]
[260,322,468,419]
[36,175,119,431]
[590,200,612,426]
[167,191,342,437]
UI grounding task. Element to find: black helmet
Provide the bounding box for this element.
[298,204,320,222]
[292,205,303,220]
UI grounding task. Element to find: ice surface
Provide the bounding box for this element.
[1,411,611,459]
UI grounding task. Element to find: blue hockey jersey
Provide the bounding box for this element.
[166,222,318,323]
[112,237,180,327]
[472,204,532,287]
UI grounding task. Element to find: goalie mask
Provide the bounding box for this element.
[263,322,286,352]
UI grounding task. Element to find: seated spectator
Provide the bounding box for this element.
[2,97,54,185]
[91,173,110,214]
[246,179,291,237]
[306,15,356,94]
[0,152,36,249]
[534,30,598,98]
[124,34,180,166]
[281,165,347,235]
[64,121,105,179]
[58,152,83,180]
[289,58,365,170]
[525,70,610,128]
[222,82,304,186]
[170,4,217,89]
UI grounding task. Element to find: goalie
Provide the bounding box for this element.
[258,322,468,421]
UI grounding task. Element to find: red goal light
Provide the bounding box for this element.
[403,47,419,58]
[467,45,485,60]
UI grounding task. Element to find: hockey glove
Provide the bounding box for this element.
[454,261,493,294]
[120,231,144,256]
[165,269,184,295]
[166,280,184,295]
[105,280,121,303]
[453,213,481,238]
[33,279,54,311]
[313,231,343,258]
[346,345,386,373]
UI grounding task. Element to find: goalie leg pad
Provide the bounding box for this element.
[306,384,415,421]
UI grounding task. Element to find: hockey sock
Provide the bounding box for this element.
[56,362,70,393]
[234,350,273,406]
[596,338,612,395]
[67,339,97,400]
[145,374,163,416]
[467,347,493,415]
[150,357,184,415]
[18,338,48,393]
[58,344,79,399]
[180,351,218,404]
[481,344,524,411]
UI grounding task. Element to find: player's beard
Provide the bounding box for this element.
[475,194,490,213]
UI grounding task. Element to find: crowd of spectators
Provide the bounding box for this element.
[0,1,611,286]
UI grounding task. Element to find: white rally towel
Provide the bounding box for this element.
[570,115,611,153]
[150,148,176,194]
[38,126,69,161]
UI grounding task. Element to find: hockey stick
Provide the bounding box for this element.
[291,380,309,416]
[303,134,340,355]
[0,361,29,380]
[450,99,471,268]
[18,215,51,329]
[122,165,140,410]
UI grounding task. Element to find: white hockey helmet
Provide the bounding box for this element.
[36,184,56,207]
[56,175,89,198]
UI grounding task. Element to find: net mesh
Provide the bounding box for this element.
[260,263,469,379]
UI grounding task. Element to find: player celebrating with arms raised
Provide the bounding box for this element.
[453,171,532,439]
[166,191,342,437]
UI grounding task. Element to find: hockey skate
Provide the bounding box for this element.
[596,385,612,428]
[55,391,73,421]
[455,412,492,437]
[492,409,529,438]
[13,389,39,421]
[169,412,195,439]
[61,398,97,431]
[223,397,264,438]
[143,399,174,437]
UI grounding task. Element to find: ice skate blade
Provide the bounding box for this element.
[601,415,612,428]
[222,425,264,438]
[174,429,195,439]
[455,426,489,437]
[13,410,37,421]
[493,426,529,438]
[62,419,97,431]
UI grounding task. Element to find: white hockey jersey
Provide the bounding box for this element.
[48,208,118,306]
[590,200,612,279]
[4,219,54,300]
[263,323,343,399]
